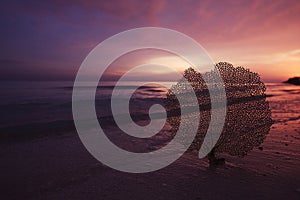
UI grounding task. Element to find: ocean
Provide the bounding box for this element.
[0,81,170,128]
[1,81,300,129]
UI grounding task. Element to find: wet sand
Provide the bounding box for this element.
[1,117,299,200]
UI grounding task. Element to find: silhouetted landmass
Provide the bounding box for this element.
[283,77,300,85]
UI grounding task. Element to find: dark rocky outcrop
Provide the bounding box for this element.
[284,77,300,85]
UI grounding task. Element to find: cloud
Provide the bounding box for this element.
[287,49,300,56]
[8,0,166,26]
[1,0,299,81]
[162,0,300,44]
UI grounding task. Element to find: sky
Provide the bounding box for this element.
[0,0,299,82]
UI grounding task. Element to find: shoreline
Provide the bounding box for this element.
[1,82,300,199]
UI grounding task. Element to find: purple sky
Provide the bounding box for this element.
[1,0,299,81]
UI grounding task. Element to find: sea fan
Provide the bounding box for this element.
[166,62,273,165]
